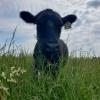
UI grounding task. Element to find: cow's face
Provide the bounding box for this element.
[20,9,77,52]
[36,10,62,44]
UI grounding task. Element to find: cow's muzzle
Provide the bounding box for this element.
[46,42,59,52]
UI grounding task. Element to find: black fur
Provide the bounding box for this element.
[20,9,77,75]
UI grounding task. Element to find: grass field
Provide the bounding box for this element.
[0,53,100,100]
[0,33,100,100]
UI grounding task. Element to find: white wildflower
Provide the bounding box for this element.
[7,78,17,83]
[16,72,20,76]
[21,69,27,74]
[11,66,15,71]
[0,85,10,96]
[38,71,41,76]
[17,67,21,72]
[10,73,13,79]
[11,70,18,75]
[1,72,6,79]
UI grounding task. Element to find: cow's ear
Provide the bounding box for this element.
[20,11,36,24]
[62,14,77,29]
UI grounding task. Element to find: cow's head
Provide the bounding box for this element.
[20,9,77,52]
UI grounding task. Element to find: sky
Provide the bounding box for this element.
[0,0,100,56]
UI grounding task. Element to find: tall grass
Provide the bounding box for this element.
[0,31,100,100]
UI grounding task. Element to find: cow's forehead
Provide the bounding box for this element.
[36,9,62,24]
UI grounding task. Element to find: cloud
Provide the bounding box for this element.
[87,0,100,8]
[0,0,19,18]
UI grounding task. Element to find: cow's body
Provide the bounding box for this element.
[33,39,68,76]
[20,9,77,76]
[34,39,68,64]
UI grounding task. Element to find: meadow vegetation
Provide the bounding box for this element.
[0,32,100,100]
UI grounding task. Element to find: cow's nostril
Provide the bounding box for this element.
[46,42,59,52]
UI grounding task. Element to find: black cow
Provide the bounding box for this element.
[20,9,77,76]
